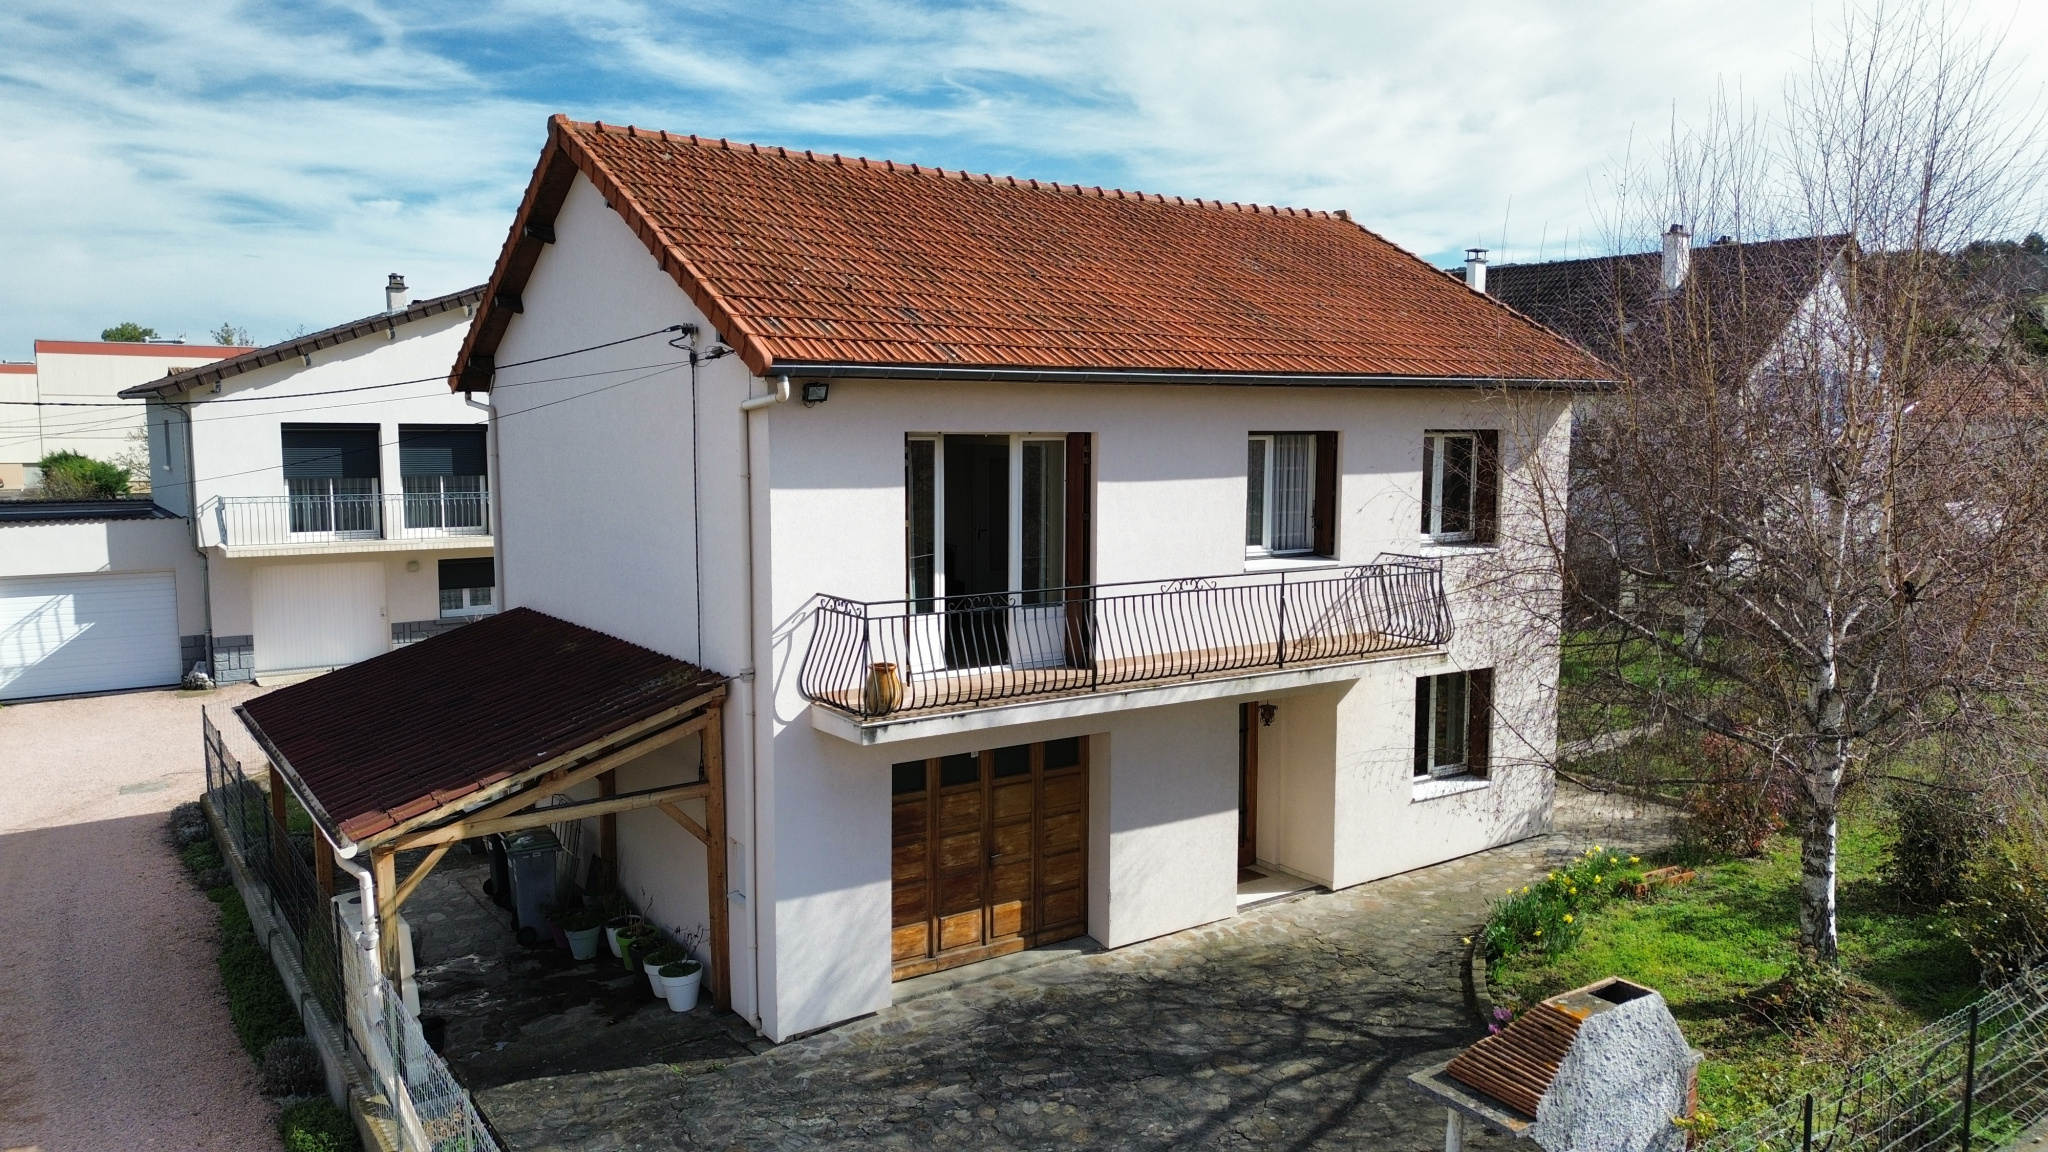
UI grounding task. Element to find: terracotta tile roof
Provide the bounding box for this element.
[454,116,1608,390]
[236,607,726,845]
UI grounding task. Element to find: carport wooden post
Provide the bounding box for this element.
[267,765,290,878]
[313,833,335,899]
[372,847,400,979]
[599,770,618,892]
[705,707,729,1011]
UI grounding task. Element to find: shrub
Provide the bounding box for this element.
[34,450,130,498]
[1750,947,1852,1027]
[260,1035,325,1097]
[1481,846,1650,965]
[1948,836,2048,985]
[211,885,305,1057]
[1679,734,1790,860]
[168,800,211,849]
[278,1097,360,1152]
[1882,784,1999,907]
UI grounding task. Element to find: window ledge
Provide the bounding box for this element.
[1412,775,1489,802]
[1243,554,1340,573]
[1414,540,1498,557]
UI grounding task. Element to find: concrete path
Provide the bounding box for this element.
[476,787,1674,1151]
[0,685,278,1152]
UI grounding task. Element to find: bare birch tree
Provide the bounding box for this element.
[1526,2,2048,963]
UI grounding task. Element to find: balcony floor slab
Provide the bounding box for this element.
[808,646,1450,745]
[212,535,494,560]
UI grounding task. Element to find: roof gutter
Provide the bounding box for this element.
[764,362,1612,390]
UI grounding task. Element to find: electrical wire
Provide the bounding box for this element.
[0,324,690,408]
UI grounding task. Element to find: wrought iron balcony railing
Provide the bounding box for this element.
[800,556,1452,720]
[200,491,490,548]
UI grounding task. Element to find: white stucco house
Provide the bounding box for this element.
[245,116,1610,1048]
[0,337,245,492]
[123,278,493,683]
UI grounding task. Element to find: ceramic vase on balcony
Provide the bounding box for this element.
[863,662,903,714]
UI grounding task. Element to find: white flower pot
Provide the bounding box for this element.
[642,957,668,997]
[660,964,703,1013]
[566,926,603,961]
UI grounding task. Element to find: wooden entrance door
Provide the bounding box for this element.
[891,736,1088,979]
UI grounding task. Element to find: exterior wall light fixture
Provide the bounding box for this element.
[801,380,829,407]
[1259,703,1278,726]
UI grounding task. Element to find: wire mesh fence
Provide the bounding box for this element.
[203,708,500,1152]
[1697,964,2048,1152]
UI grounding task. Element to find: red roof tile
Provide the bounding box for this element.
[455,116,1608,389]
[236,608,726,845]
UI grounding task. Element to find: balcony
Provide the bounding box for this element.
[200,491,492,556]
[799,557,1452,737]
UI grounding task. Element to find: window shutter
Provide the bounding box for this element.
[1414,677,1432,777]
[1466,668,1494,778]
[1420,435,1436,533]
[1473,429,1500,544]
[1064,432,1092,587]
[399,426,487,477]
[1313,430,1338,557]
[281,424,379,480]
[439,557,495,591]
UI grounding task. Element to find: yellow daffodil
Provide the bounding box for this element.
[1629,856,1640,864]
[1594,875,1603,884]
[1534,929,1543,936]
[1564,914,1574,923]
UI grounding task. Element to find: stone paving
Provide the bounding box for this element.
[475,786,1674,1151]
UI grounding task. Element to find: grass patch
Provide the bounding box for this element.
[1488,818,1979,1128]
[279,1097,359,1152]
[209,882,307,1058]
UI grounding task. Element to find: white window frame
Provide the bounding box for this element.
[1421,431,1478,544]
[1416,671,1470,779]
[1246,433,1318,558]
[439,583,495,619]
[907,433,1068,604]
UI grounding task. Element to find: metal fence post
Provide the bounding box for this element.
[1276,571,1289,668]
[1960,1001,1979,1152]
[1803,1092,1813,1152]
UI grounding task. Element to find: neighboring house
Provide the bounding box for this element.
[0,498,208,700]
[244,116,1607,1045]
[121,278,492,684]
[0,338,245,491]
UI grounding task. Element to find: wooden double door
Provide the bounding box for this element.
[891,737,1088,979]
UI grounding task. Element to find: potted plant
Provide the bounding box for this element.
[558,906,606,961]
[659,958,704,1012]
[604,911,643,959]
[643,944,686,997]
[618,922,660,972]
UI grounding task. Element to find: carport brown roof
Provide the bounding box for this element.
[236,607,725,844]
[452,115,1610,391]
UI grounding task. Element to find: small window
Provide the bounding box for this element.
[1414,669,1493,778]
[1421,430,1499,544]
[1247,432,1337,557]
[438,557,496,619]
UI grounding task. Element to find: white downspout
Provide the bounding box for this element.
[463,391,502,606]
[735,373,787,1034]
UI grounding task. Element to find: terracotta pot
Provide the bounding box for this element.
[863,662,904,714]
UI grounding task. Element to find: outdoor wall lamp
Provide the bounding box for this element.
[801,380,830,406]
[1259,703,1278,726]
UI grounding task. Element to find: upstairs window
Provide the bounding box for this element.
[399,425,488,532]
[1421,430,1499,544]
[281,424,379,535]
[1414,669,1493,779]
[1246,432,1337,557]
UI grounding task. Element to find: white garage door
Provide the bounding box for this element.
[0,572,181,700]
[253,561,388,674]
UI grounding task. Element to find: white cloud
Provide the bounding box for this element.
[1,0,2042,358]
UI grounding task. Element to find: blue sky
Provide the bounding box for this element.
[2,1,2043,359]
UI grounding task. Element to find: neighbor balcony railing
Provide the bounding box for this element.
[200,491,490,548]
[800,556,1453,720]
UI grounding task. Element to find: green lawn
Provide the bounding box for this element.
[1488,818,1980,1129]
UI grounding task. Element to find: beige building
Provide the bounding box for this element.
[0,339,243,491]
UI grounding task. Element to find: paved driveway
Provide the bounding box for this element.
[477,790,1672,1151]
[0,684,279,1152]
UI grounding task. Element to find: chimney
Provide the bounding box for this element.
[1660,225,1692,294]
[1464,248,1488,293]
[385,273,409,314]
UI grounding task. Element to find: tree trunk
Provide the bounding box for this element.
[1798,773,1841,962]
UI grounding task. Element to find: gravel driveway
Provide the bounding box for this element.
[0,684,280,1152]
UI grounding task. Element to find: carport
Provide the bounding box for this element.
[234,607,733,1008]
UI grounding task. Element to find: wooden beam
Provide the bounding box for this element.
[658,801,709,845]
[313,832,335,899]
[598,769,618,891]
[268,766,291,878]
[365,708,715,851]
[359,687,724,849]
[389,841,454,913]
[392,781,711,850]
[704,707,730,1012]
[373,847,400,980]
